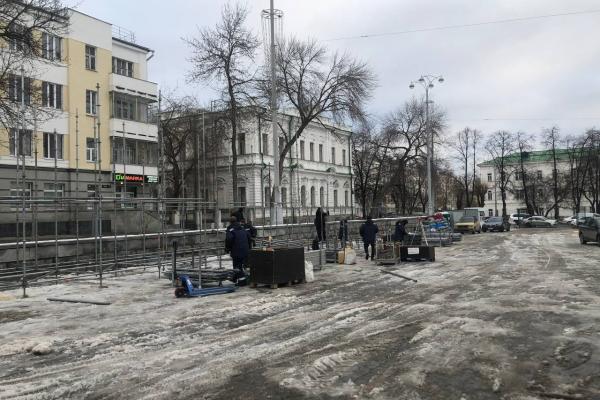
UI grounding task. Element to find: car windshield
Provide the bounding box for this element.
[459,216,475,222]
[487,217,502,222]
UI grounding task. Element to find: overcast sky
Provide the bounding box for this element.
[70,0,600,148]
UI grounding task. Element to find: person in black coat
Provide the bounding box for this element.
[314,207,328,242]
[225,222,250,286]
[338,219,349,248]
[393,219,408,244]
[241,218,257,248]
[359,216,379,260]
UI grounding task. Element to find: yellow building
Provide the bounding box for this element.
[0,10,158,235]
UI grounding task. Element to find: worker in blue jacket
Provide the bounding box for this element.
[359,216,379,260]
[225,222,250,286]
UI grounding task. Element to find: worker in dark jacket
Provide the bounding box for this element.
[314,207,328,243]
[232,207,245,223]
[359,216,379,260]
[338,219,349,248]
[225,222,250,286]
[393,219,408,244]
[225,216,237,233]
[241,218,257,248]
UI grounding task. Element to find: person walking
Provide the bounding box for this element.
[225,220,250,286]
[338,219,349,248]
[359,216,379,260]
[314,207,328,243]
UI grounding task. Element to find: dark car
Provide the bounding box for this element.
[482,216,511,232]
[579,217,600,246]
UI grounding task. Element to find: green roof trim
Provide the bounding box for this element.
[479,149,572,166]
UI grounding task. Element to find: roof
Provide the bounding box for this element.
[479,149,572,166]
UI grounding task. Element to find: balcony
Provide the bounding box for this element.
[109,73,158,102]
[109,118,158,141]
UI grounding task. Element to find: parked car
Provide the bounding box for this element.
[579,217,600,245]
[522,216,557,228]
[454,216,481,234]
[509,213,531,225]
[575,213,600,226]
[561,215,577,225]
[482,216,511,232]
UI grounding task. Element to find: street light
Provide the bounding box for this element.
[409,75,445,216]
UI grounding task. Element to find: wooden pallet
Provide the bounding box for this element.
[249,278,306,289]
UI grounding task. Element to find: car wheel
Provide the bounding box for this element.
[500,227,504,232]
[580,233,587,245]
[471,229,475,234]
[597,235,600,247]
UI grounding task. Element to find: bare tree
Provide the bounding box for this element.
[543,126,565,219]
[513,131,535,215]
[485,131,515,221]
[273,38,375,183]
[452,127,473,207]
[185,3,259,205]
[0,0,68,132]
[565,134,590,214]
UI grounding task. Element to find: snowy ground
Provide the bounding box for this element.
[1,228,599,400]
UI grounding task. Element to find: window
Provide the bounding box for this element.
[489,209,494,216]
[43,132,64,159]
[345,190,349,207]
[42,82,62,109]
[86,90,98,115]
[238,132,246,155]
[310,186,316,206]
[536,170,543,179]
[112,57,133,77]
[537,189,544,198]
[333,189,338,207]
[264,187,271,207]
[238,187,247,207]
[487,191,492,201]
[300,186,306,207]
[7,24,29,52]
[86,138,97,162]
[42,33,62,61]
[261,133,269,155]
[342,149,347,166]
[487,173,492,182]
[319,187,325,206]
[515,171,522,181]
[279,137,284,157]
[85,45,96,70]
[10,181,32,201]
[515,190,524,201]
[318,144,323,162]
[281,187,287,206]
[43,183,65,199]
[331,147,336,164]
[8,74,32,104]
[9,129,32,156]
[309,142,314,161]
[300,140,305,160]
[113,93,134,119]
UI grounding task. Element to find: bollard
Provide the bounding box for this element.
[172,240,178,287]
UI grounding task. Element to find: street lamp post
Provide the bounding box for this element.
[409,75,444,216]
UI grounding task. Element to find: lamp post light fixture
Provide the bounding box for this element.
[409,75,444,216]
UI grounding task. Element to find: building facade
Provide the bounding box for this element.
[171,110,358,224]
[479,150,575,218]
[0,10,158,236]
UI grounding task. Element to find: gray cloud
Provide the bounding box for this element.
[72,0,600,144]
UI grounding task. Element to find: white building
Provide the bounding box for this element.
[184,110,358,223]
[478,149,574,218]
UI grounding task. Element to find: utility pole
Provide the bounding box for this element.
[268,0,282,225]
[409,75,444,215]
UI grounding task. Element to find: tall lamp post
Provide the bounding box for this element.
[409,75,444,216]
